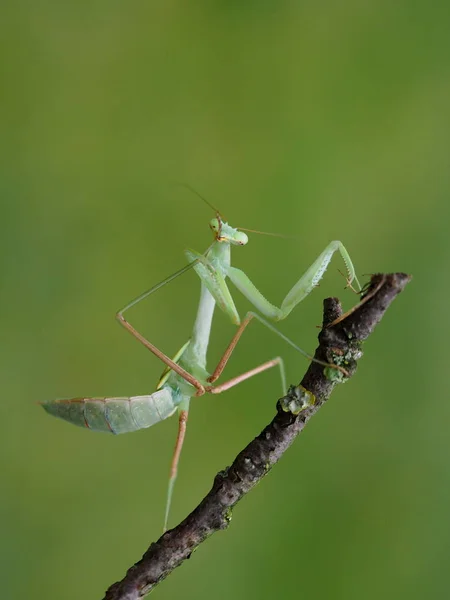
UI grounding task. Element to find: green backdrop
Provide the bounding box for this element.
[1,2,448,599]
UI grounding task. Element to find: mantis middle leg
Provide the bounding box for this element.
[115,262,207,395]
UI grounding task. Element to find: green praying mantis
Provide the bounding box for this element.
[42,201,360,531]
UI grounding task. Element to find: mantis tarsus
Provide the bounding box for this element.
[42,210,360,530]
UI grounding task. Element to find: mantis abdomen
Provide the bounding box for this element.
[41,388,177,434]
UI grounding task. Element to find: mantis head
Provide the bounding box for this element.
[209,217,248,246]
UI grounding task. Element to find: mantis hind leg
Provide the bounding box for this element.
[164,404,189,532]
[207,313,286,393]
[208,357,286,395]
[207,308,349,394]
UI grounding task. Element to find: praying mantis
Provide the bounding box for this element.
[41,205,360,530]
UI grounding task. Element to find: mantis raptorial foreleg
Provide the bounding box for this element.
[227,240,361,322]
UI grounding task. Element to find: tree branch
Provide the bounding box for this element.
[103,273,411,600]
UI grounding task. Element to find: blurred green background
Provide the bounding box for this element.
[1,2,448,599]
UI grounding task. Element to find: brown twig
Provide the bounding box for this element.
[103,273,411,600]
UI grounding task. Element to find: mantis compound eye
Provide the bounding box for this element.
[233,231,248,246]
[209,218,220,232]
